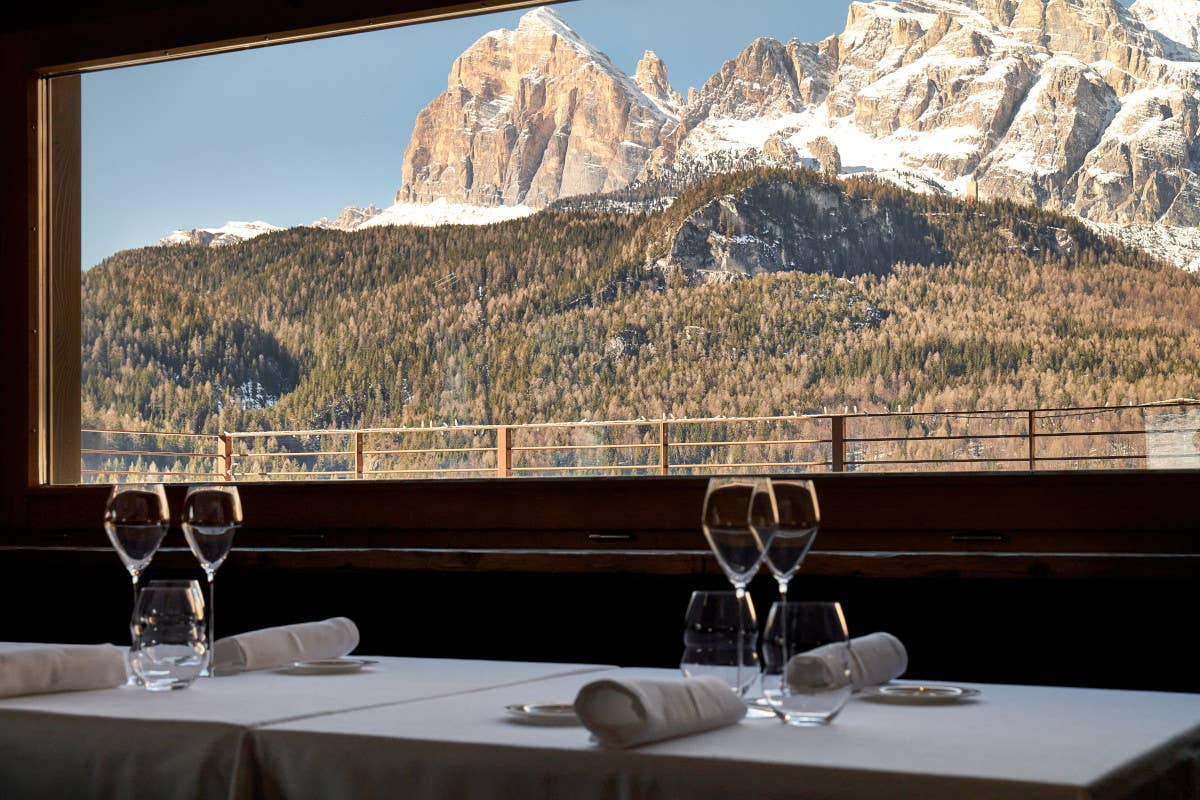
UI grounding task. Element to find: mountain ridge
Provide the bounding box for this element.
[150,1,1200,271]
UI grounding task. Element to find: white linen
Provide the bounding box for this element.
[788,632,907,690]
[212,617,359,674]
[253,669,1200,800]
[0,653,613,800]
[573,675,746,748]
[0,644,127,698]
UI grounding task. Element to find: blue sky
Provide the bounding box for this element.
[81,0,849,268]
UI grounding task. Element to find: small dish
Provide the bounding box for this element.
[504,703,581,726]
[278,658,378,675]
[859,684,981,704]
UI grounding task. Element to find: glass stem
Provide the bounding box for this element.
[206,571,216,675]
[734,585,746,698]
[777,579,789,665]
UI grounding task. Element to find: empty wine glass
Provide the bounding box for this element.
[129,580,209,691]
[762,601,852,726]
[701,477,778,699]
[764,479,821,664]
[182,485,241,676]
[680,590,759,696]
[103,483,169,609]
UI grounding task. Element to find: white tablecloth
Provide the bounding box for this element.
[3,644,1199,800]
[251,669,1200,800]
[0,644,612,800]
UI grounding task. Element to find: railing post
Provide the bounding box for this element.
[659,421,670,475]
[354,431,364,479]
[220,433,232,482]
[1028,410,1037,471]
[831,415,846,472]
[497,426,513,478]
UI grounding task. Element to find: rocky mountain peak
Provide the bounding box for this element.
[311,204,381,231]
[388,1,1200,270]
[397,6,674,209]
[635,50,684,115]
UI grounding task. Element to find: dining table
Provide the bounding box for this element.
[2,642,1199,799]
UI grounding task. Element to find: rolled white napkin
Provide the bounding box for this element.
[211,617,359,674]
[786,632,907,690]
[0,644,128,699]
[574,675,746,748]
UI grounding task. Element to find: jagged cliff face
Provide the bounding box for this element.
[664,180,919,279]
[397,1,1200,266]
[397,7,677,208]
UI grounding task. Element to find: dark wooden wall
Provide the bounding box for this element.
[2,549,1196,693]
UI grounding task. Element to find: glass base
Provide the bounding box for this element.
[141,681,193,692]
[780,715,836,726]
[744,704,778,719]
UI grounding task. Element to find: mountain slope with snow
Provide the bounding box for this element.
[158,220,282,248]
[1131,0,1200,56]
[386,1,1200,270]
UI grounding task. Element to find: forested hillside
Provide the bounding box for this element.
[82,169,1200,437]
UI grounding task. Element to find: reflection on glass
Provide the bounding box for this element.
[182,485,242,677]
[701,477,777,698]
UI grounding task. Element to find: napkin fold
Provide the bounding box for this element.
[211,617,359,674]
[786,632,907,690]
[574,675,746,749]
[0,644,128,699]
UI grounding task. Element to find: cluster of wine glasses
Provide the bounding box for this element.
[689,476,849,725]
[104,484,242,685]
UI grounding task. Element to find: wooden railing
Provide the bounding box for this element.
[79,400,1200,483]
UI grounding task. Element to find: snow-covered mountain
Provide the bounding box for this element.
[157,1,1200,271]
[158,220,282,248]
[310,204,383,231]
[395,1,1200,270]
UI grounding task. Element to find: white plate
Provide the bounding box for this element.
[278,658,378,675]
[859,684,981,705]
[504,703,581,726]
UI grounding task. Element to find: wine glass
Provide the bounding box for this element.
[103,483,169,609]
[764,479,821,664]
[761,601,852,726]
[182,485,242,676]
[679,590,759,696]
[700,477,778,699]
[128,579,209,691]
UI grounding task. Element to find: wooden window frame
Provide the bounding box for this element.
[6,0,1200,579]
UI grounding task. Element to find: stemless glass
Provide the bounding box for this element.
[764,479,821,663]
[128,580,209,691]
[182,485,242,676]
[680,590,759,696]
[701,477,778,698]
[103,483,169,608]
[762,601,853,726]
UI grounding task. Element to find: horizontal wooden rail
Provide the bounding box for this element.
[75,400,1200,483]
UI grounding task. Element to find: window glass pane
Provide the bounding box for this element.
[79,0,1200,483]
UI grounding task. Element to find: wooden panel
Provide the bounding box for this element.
[45,74,80,485]
[3,544,1199,581]
[26,0,562,74]
[14,471,1200,567]
[5,35,35,525]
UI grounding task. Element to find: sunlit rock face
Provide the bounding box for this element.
[397,7,677,208]
[396,1,1200,268]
